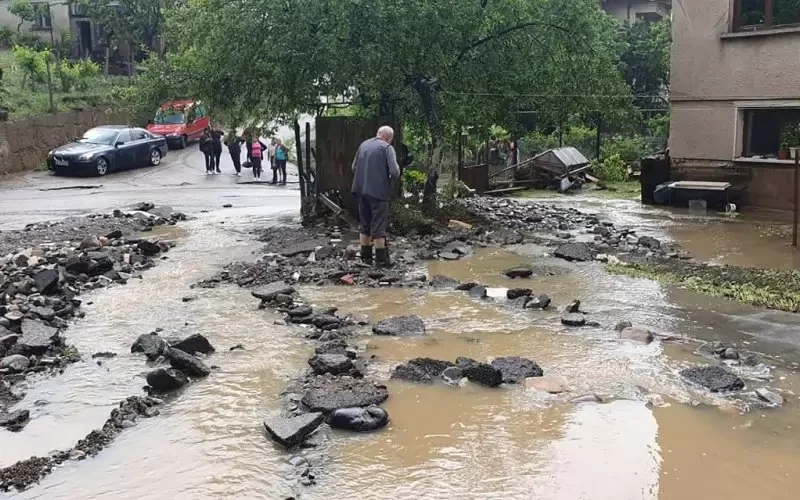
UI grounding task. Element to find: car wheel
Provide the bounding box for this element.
[150,149,162,166]
[95,157,109,176]
[179,135,187,149]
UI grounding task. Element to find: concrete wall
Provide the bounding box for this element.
[0,1,71,41]
[0,109,128,175]
[669,0,800,213]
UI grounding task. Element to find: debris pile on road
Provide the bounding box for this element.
[0,395,163,492]
[0,203,184,428]
[129,331,216,393]
[246,282,392,490]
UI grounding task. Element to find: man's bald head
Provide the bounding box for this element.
[377,126,394,143]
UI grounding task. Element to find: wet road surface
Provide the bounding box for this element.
[0,143,300,230]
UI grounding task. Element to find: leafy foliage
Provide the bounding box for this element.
[131,0,632,166]
[601,134,648,167]
[57,59,101,92]
[594,153,627,183]
[519,125,596,158]
[619,19,671,106]
[12,44,46,90]
[8,0,49,33]
[402,168,427,202]
[0,27,14,48]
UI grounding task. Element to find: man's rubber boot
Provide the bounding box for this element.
[375,247,392,268]
[360,245,374,265]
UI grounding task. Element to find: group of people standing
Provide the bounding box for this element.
[199,127,289,184]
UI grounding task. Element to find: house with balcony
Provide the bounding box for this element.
[602,0,671,23]
[669,0,800,213]
[0,0,69,42]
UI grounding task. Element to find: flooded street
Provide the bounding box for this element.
[2,188,800,499]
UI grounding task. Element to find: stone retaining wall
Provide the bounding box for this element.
[0,110,129,175]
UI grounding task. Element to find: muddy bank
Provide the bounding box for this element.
[0,395,163,492]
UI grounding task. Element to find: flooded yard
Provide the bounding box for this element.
[2,198,799,500]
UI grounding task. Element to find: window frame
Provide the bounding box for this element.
[115,130,132,145]
[733,0,800,32]
[31,2,52,31]
[734,101,800,162]
[129,129,148,141]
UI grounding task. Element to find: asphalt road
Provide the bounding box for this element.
[0,143,301,230]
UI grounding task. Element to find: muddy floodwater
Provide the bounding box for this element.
[3,201,800,499]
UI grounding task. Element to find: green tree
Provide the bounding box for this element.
[619,19,671,109]
[8,0,48,33]
[138,0,632,167]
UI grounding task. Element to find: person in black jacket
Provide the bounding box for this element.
[225,131,243,175]
[200,128,214,174]
[210,127,223,174]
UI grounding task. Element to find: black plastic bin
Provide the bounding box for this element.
[640,155,670,205]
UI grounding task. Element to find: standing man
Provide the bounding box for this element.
[351,125,401,268]
[211,127,224,174]
[225,131,243,176]
[200,128,213,175]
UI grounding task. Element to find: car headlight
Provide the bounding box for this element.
[79,152,95,160]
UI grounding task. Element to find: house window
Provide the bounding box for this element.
[70,3,89,17]
[735,0,800,30]
[32,3,51,30]
[741,108,800,158]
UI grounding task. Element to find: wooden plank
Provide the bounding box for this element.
[484,186,528,195]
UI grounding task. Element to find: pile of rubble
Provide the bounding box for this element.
[0,203,184,431]
[0,395,163,492]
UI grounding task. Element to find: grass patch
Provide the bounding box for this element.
[591,181,641,199]
[0,49,129,120]
[608,261,800,313]
[514,181,641,201]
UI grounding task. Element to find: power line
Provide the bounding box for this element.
[441,91,665,98]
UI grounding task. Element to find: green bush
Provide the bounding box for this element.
[595,153,628,183]
[519,130,559,157]
[402,168,426,201]
[0,27,13,48]
[601,134,648,168]
[12,32,46,50]
[12,45,46,90]
[56,62,78,92]
[74,58,100,90]
[520,125,596,159]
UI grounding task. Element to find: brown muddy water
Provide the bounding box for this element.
[3,202,800,499]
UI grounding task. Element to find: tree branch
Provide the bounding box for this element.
[456,21,576,63]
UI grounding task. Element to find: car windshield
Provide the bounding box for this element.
[154,111,186,124]
[78,128,120,145]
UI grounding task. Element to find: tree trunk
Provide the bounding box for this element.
[104,46,110,76]
[410,75,444,170]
